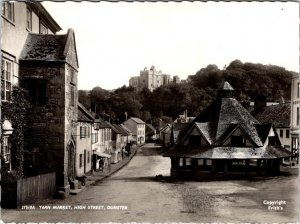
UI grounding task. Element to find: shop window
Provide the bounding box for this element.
[231,135,245,147]
[1,59,13,101]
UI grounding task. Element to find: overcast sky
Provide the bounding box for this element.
[42,1,299,90]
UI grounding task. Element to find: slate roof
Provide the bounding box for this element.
[97,118,112,129]
[20,33,68,61]
[78,103,94,123]
[115,125,129,136]
[130,117,145,124]
[164,146,291,159]
[253,103,291,128]
[119,124,132,134]
[106,123,122,134]
[146,123,156,135]
[164,82,292,159]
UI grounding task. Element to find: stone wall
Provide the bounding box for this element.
[20,61,74,192]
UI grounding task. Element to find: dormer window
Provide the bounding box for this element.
[189,135,201,146]
[268,136,276,146]
[231,135,245,147]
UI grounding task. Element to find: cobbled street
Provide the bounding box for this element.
[1,143,298,223]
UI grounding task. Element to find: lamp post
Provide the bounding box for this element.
[2,119,14,171]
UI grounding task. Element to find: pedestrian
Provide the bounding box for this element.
[99,158,104,172]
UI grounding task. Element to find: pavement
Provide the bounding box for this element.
[70,144,141,194]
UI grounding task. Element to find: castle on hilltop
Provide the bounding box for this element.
[129,66,180,91]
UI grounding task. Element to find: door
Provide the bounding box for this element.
[84,149,86,174]
[67,142,75,180]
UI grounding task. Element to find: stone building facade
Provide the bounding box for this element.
[19,29,79,194]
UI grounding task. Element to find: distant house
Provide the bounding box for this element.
[164,82,292,179]
[92,117,112,172]
[76,103,93,176]
[159,123,189,147]
[106,123,122,163]
[159,124,171,145]
[122,117,145,144]
[119,123,133,143]
[253,102,291,151]
[145,123,157,141]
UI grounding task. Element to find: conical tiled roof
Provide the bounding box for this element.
[164,82,291,159]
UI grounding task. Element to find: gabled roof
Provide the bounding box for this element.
[97,118,112,129]
[20,29,79,68]
[115,125,128,136]
[129,117,145,124]
[164,81,291,159]
[119,124,132,134]
[20,33,67,61]
[106,123,122,134]
[78,102,94,123]
[29,2,62,33]
[253,103,291,128]
[146,123,156,132]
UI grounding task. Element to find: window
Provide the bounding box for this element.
[297,107,299,126]
[80,126,86,139]
[186,158,192,166]
[27,80,47,105]
[26,7,32,31]
[70,85,75,107]
[206,159,212,166]
[1,59,13,101]
[40,22,48,34]
[297,82,300,98]
[268,136,276,146]
[189,135,201,146]
[179,158,184,166]
[92,133,98,144]
[79,154,83,168]
[87,152,90,163]
[2,136,11,170]
[87,127,90,138]
[279,130,283,138]
[2,2,14,22]
[286,130,290,139]
[231,136,245,147]
[70,69,75,84]
[198,159,204,165]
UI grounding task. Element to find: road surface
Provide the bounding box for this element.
[1,143,298,223]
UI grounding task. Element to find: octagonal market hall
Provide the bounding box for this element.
[164,81,292,179]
